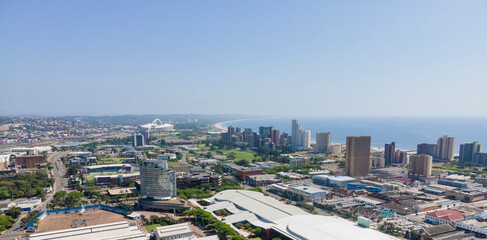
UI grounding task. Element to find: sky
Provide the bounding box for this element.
[1,1,486,117]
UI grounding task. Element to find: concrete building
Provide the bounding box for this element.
[200,190,397,240]
[436,135,455,161]
[285,185,329,202]
[417,143,437,157]
[291,119,301,147]
[16,155,45,169]
[28,221,147,240]
[83,164,132,174]
[314,132,331,153]
[459,141,482,163]
[425,209,473,225]
[246,174,281,187]
[140,160,176,200]
[384,142,395,166]
[303,130,311,149]
[408,154,433,178]
[393,150,408,165]
[271,129,280,147]
[345,136,371,177]
[289,157,310,168]
[327,144,343,154]
[132,132,145,147]
[312,175,356,187]
[153,223,192,240]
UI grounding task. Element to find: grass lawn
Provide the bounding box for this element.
[145,224,161,233]
[97,157,125,164]
[195,144,211,151]
[223,150,255,163]
[168,161,181,167]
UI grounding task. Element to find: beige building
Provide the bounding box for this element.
[345,136,371,177]
[314,132,331,153]
[408,154,432,178]
[436,135,455,161]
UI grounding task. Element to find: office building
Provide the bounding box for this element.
[140,160,176,200]
[132,132,145,147]
[384,142,395,165]
[459,141,482,163]
[417,143,437,157]
[409,154,432,178]
[291,120,310,149]
[272,129,280,147]
[315,132,331,153]
[345,136,371,177]
[436,135,455,161]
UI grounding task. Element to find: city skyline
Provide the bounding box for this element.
[1,1,487,116]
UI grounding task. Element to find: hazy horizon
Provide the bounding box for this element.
[1,1,486,117]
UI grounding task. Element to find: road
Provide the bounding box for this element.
[0,152,67,240]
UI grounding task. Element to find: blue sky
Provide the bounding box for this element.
[1,1,486,117]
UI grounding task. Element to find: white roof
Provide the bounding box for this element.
[210,190,308,223]
[29,221,147,240]
[155,222,191,237]
[272,215,400,240]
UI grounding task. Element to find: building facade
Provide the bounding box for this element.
[345,136,371,177]
[140,160,176,199]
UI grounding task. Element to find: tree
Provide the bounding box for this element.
[5,207,21,219]
[66,191,83,207]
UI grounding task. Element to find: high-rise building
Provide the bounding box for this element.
[303,130,311,149]
[417,143,437,157]
[292,120,301,146]
[409,154,433,178]
[345,136,371,177]
[132,132,145,147]
[393,150,408,165]
[384,142,396,165]
[435,135,456,161]
[459,141,482,163]
[140,160,176,200]
[315,132,331,153]
[272,129,280,147]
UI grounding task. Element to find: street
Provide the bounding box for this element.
[0,152,67,240]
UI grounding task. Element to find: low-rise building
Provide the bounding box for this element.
[425,209,473,225]
[153,222,192,240]
[313,175,356,187]
[445,188,487,203]
[246,174,281,187]
[285,185,330,202]
[94,173,140,186]
[16,155,45,168]
[235,167,263,180]
[84,164,132,174]
[176,172,222,189]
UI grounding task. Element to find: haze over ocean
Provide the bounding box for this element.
[222,117,487,152]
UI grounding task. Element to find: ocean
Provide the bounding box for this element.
[221,117,487,152]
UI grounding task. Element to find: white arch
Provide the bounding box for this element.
[151,118,163,126]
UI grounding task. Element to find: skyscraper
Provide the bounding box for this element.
[315,132,331,153]
[435,135,456,161]
[409,154,433,178]
[140,160,176,200]
[303,130,311,149]
[384,142,396,165]
[272,129,280,147]
[345,136,371,177]
[459,141,482,163]
[291,120,301,146]
[417,143,436,157]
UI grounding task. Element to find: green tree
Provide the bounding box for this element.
[5,207,21,219]
[66,191,83,207]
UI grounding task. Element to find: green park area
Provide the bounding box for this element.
[223,150,255,163]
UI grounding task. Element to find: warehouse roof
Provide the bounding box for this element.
[272,215,399,240]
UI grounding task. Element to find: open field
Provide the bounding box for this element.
[223,150,255,163]
[36,210,136,233]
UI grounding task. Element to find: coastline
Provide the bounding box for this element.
[212,118,266,132]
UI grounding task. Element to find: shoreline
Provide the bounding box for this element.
[212,118,266,132]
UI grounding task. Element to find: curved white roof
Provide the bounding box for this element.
[273,215,399,240]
